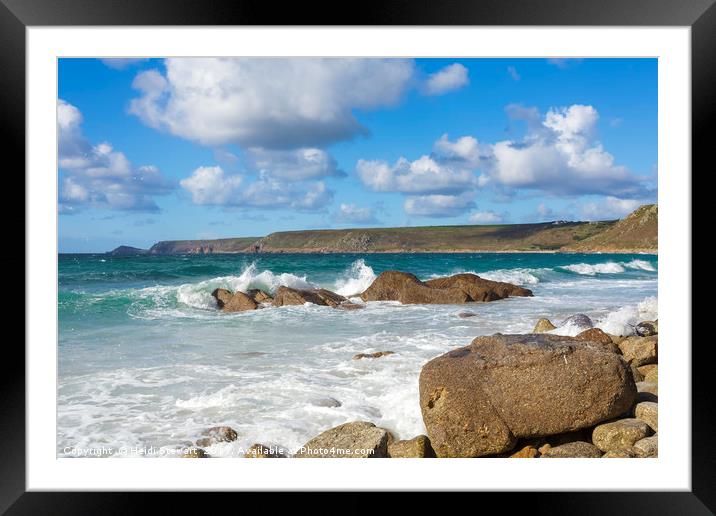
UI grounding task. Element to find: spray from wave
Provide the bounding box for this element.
[334,259,377,297]
[560,259,657,276]
[174,262,317,310]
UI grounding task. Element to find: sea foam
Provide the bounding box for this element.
[334,259,377,297]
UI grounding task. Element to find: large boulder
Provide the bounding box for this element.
[424,273,533,301]
[211,289,258,312]
[360,271,471,304]
[419,333,636,457]
[294,421,391,458]
[360,271,531,305]
[272,286,347,307]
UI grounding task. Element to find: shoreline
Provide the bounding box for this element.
[96,248,658,256]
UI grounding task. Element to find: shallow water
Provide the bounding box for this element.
[58,252,657,457]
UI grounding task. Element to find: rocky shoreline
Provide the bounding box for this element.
[180,271,657,459]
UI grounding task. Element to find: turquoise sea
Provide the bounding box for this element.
[58,252,658,457]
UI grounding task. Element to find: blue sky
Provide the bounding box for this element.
[58,58,657,252]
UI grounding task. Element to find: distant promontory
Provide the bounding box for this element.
[109,204,657,256]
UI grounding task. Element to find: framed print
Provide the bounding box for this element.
[5,0,712,511]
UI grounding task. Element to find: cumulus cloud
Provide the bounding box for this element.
[356,155,478,195]
[404,193,476,218]
[246,147,345,181]
[179,165,333,212]
[57,100,173,213]
[468,210,507,224]
[423,63,469,96]
[442,104,649,198]
[129,58,415,149]
[356,103,650,218]
[334,203,379,224]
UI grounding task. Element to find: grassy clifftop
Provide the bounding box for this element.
[132,204,657,255]
[562,204,657,252]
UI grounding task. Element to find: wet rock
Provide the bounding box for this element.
[244,443,288,458]
[310,397,342,408]
[211,288,258,312]
[635,320,658,337]
[592,419,652,452]
[633,435,658,457]
[540,441,603,458]
[634,401,658,432]
[618,335,658,366]
[533,318,556,333]
[212,288,234,307]
[360,271,531,305]
[247,289,273,304]
[388,435,436,458]
[419,333,636,457]
[195,426,238,447]
[336,302,365,310]
[458,311,478,319]
[294,421,391,458]
[559,314,594,330]
[272,286,347,307]
[575,328,618,348]
[424,273,533,301]
[353,351,395,360]
[360,271,471,304]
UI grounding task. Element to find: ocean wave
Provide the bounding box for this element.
[334,259,377,297]
[547,295,658,337]
[559,259,656,276]
[623,259,657,272]
[560,262,626,275]
[479,268,543,286]
[174,262,317,310]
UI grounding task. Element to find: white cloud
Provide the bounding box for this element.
[468,210,506,224]
[579,197,644,220]
[334,203,379,224]
[439,104,647,198]
[507,66,521,81]
[57,100,173,213]
[356,155,478,195]
[129,58,415,148]
[179,166,333,212]
[404,193,476,218]
[247,147,345,181]
[424,63,469,96]
[179,166,243,205]
[100,58,148,70]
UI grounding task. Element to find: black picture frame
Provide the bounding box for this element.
[4,0,709,512]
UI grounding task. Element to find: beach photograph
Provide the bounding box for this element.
[58,57,658,459]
